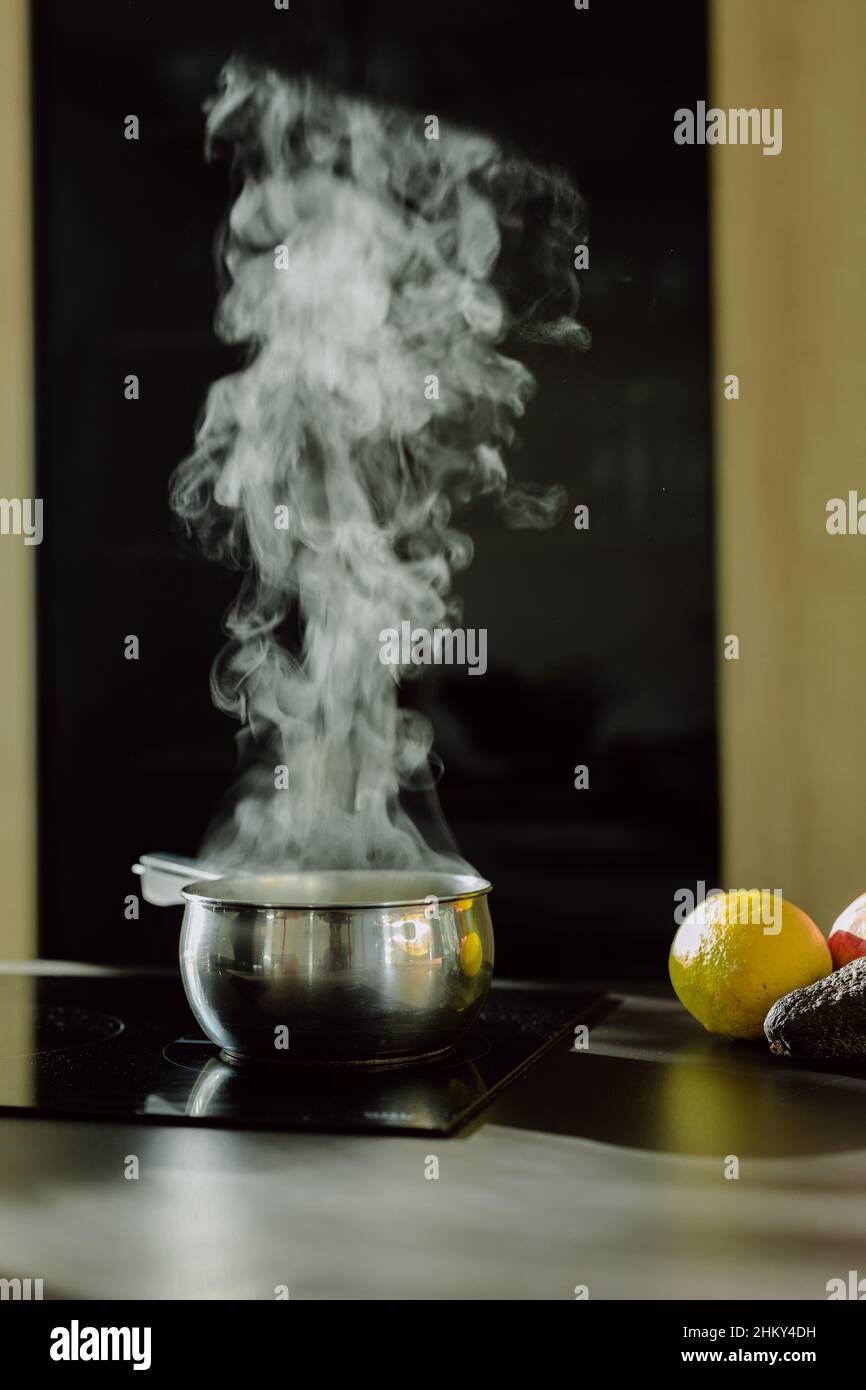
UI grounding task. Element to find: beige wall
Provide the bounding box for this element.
[0,0,35,959]
[713,0,866,930]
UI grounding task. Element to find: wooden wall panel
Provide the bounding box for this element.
[0,0,35,959]
[713,0,866,929]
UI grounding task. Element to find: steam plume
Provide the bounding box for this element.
[171,62,588,872]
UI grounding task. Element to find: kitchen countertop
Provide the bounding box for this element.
[2,969,866,1300]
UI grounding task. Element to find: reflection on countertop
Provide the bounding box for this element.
[2,982,865,1299]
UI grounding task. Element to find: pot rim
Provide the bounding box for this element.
[180,869,493,912]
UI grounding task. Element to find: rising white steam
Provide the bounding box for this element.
[171,62,588,872]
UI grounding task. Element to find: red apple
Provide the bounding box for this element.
[828,892,866,968]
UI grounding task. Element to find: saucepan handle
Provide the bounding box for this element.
[132,852,225,907]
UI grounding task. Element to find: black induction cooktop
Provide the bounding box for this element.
[0,971,607,1135]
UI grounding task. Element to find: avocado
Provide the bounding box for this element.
[765,956,866,1059]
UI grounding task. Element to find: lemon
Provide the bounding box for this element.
[669,891,832,1039]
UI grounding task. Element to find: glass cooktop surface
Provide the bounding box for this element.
[0,972,607,1135]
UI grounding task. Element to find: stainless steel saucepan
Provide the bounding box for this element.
[133,854,494,1065]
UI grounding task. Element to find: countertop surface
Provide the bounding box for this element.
[2,968,866,1300]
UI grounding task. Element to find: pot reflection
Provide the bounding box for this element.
[185,1052,487,1132]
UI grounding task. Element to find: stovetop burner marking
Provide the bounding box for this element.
[0,1006,125,1060]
